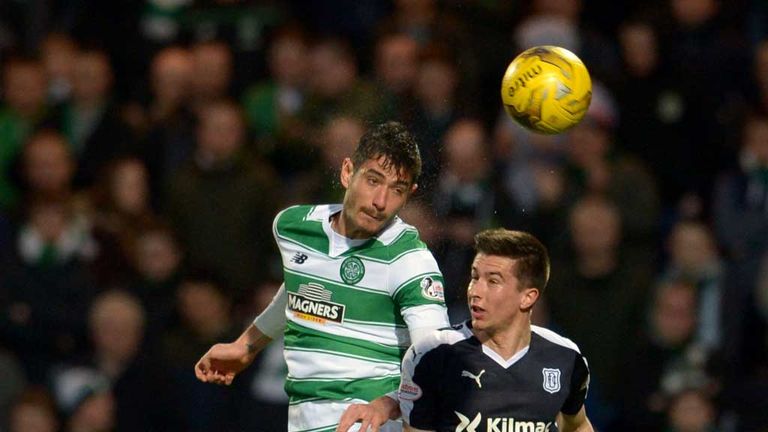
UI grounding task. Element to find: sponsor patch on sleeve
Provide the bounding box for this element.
[420,277,445,301]
[399,379,422,401]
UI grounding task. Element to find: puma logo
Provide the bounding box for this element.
[461,369,486,388]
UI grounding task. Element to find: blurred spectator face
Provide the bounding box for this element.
[191,42,233,100]
[3,60,47,116]
[23,131,74,195]
[569,197,622,255]
[308,41,357,98]
[667,390,715,432]
[41,33,77,100]
[178,281,230,334]
[270,32,308,87]
[151,47,193,108]
[9,403,58,432]
[755,41,768,92]
[197,101,245,162]
[89,292,145,364]
[68,391,115,432]
[443,120,489,182]
[399,200,440,245]
[652,281,698,347]
[567,120,610,167]
[29,201,69,243]
[532,0,581,20]
[134,229,181,281]
[416,57,457,108]
[321,116,365,168]
[743,117,768,165]
[668,222,717,275]
[109,158,149,216]
[71,51,113,106]
[672,0,718,28]
[619,22,658,78]
[375,34,419,95]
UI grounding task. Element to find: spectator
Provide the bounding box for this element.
[190,40,234,114]
[165,99,279,293]
[50,48,135,189]
[162,272,240,432]
[8,387,60,432]
[622,279,718,431]
[0,57,49,210]
[546,195,652,429]
[126,222,184,340]
[1,197,96,382]
[138,46,197,203]
[51,290,184,431]
[664,220,725,351]
[431,119,495,321]
[409,44,465,193]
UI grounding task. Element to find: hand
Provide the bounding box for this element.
[194,342,254,385]
[336,400,393,432]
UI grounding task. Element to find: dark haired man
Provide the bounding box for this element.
[339,229,593,432]
[196,121,450,431]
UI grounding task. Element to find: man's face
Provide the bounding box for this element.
[340,156,415,238]
[467,253,538,335]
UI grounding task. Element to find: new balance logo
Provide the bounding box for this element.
[455,412,481,432]
[290,253,308,264]
[462,369,486,388]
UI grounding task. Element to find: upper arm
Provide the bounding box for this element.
[561,352,590,415]
[558,406,593,432]
[401,304,450,345]
[399,340,443,430]
[391,251,446,309]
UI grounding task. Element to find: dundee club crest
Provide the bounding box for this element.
[542,368,561,394]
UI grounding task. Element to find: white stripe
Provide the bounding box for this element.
[531,325,582,353]
[285,349,400,380]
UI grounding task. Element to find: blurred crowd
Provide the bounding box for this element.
[0,0,767,431]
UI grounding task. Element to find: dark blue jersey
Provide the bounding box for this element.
[399,321,589,432]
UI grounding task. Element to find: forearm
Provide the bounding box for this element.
[375,393,401,421]
[234,323,272,358]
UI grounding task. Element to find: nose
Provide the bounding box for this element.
[468,280,485,299]
[372,186,387,211]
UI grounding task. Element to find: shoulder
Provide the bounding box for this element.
[531,325,583,356]
[274,204,335,229]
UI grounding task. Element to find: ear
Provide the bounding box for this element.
[340,158,354,189]
[520,287,540,310]
[409,183,418,195]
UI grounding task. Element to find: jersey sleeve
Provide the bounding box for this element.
[391,250,447,309]
[399,338,443,430]
[561,352,590,415]
[252,283,288,338]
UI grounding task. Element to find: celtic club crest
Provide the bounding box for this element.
[340,256,365,284]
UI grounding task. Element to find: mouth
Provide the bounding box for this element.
[470,304,486,319]
[362,211,384,222]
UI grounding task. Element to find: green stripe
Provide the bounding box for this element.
[285,272,406,325]
[284,321,406,361]
[276,205,329,254]
[286,375,400,403]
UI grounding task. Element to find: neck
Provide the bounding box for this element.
[474,316,532,360]
[332,211,371,240]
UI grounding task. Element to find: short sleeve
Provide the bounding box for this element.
[391,250,446,309]
[561,352,590,415]
[399,339,443,430]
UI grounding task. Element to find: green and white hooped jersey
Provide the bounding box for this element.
[273,204,447,432]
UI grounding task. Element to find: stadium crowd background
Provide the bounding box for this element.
[0,0,767,430]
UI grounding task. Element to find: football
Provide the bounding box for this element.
[501,45,592,135]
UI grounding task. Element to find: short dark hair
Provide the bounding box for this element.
[474,228,550,293]
[352,121,422,183]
